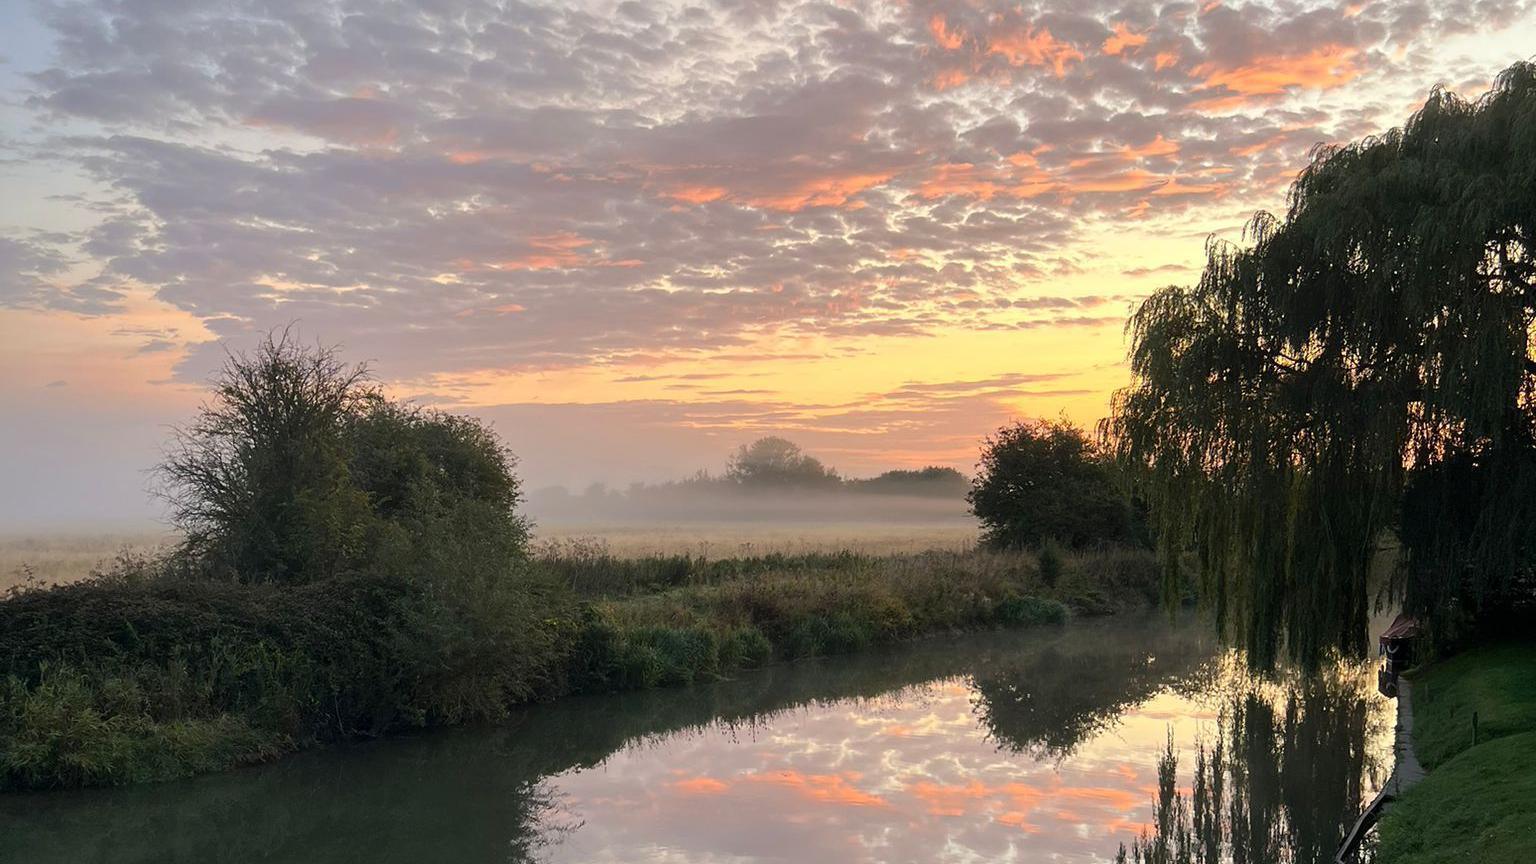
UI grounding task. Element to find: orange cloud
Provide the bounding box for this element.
[1150,178,1226,197]
[1154,51,1180,71]
[666,185,729,204]
[492,233,591,270]
[1068,169,1167,194]
[1102,22,1147,56]
[1121,134,1179,159]
[747,771,890,808]
[477,233,644,272]
[911,780,992,816]
[929,14,965,50]
[932,68,970,90]
[742,171,894,211]
[988,26,1084,77]
[916,162,1008,200]
[672,777,730,795]
[1193,45,1361,108]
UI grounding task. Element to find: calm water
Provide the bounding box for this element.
[0,616,1392,864]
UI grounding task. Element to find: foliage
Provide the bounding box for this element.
[0,562,576,790]
[0,540,1157,790]
[533,539,869,596]
[1107,63,1536,667]
[845,466,970,496]
[971,622,1211,760]
[969,418,1139,550]
[158,330,529,584]
[724,436,840,487]
[1038,540,1064,588]
[158,330,375,583]
[591,548,1077,670]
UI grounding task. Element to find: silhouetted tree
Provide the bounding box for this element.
[158,330,528,583]
[724,436,839,487]
[1108,62,1536,665]
[847,466,969,496]
[969,418,1137,550]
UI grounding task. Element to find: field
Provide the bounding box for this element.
[0,522,981,592]
[533,521,978,558]
[0,532,176,593]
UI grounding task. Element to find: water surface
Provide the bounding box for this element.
[0,615,1392,863]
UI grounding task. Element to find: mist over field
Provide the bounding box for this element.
[525,485,970,526]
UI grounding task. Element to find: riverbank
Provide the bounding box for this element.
[1376,640,1536,863]
[0,616,1221,864]
[0,544,1158,791]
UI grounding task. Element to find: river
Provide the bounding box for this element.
[0,615,1393,863]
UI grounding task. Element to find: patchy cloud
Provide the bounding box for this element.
[2,0,1533,498]
[9,0,1527,377]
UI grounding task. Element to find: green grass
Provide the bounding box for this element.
[1376,730,1536,864]
[1376,641,1536,863]
[1406,641,1536,770]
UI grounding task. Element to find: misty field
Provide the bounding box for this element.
[0,532,175,593]
[533,521,978,558]
[1,523,980,592]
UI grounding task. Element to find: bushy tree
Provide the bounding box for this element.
[724,436,839,487]
[968,419,1136,550]
[159,331,376,582]
[158,331,528,583]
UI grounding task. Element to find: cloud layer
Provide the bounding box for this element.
[2,0,1533,503]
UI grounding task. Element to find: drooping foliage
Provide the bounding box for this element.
[970,418,1141,550]
[158,330,529,583]
[1107,62,1536,668]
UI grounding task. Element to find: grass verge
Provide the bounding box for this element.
[1376,640,1536,863]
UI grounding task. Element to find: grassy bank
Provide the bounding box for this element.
[1377,641,1536,863]
[0,544,1156,791]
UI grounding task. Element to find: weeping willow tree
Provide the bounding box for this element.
[1107,62,1536,669]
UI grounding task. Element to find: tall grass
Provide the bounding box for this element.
[562,544,1158,693]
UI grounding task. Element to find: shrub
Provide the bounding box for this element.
[0,566,576,790]
[1038,541,1064,588]
[157,330,530,585]
[993,593,1068,626]
[969,418,1141,550]
[718,627,773,669]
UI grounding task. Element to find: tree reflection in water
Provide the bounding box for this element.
[969,619,1215,759]
[1115,660,1389,864]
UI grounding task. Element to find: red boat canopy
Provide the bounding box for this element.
[1380,614,1419,644]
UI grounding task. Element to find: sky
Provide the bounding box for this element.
[1,0,1534,526]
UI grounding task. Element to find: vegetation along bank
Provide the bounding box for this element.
[0,334,1157,791]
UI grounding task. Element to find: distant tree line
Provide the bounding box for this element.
[529,436,971,509]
